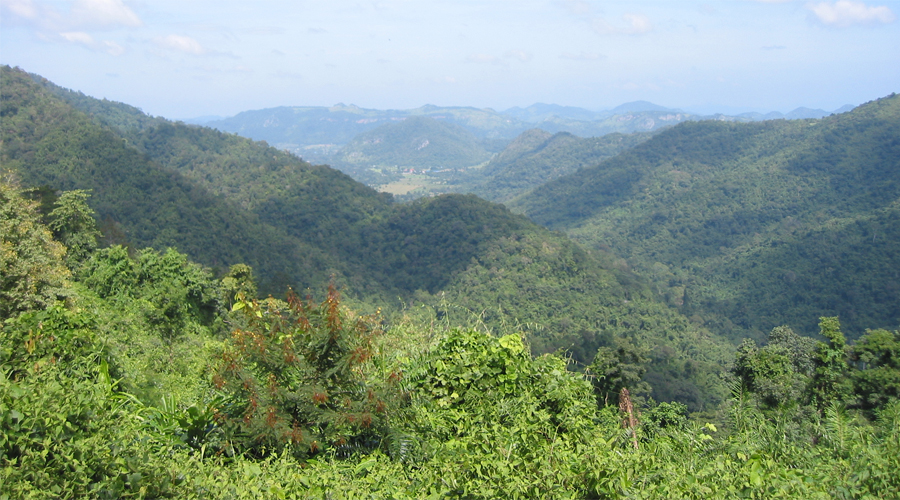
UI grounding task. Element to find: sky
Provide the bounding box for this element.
[1,0,898,120]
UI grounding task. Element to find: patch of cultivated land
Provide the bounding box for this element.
[377,174,435,195]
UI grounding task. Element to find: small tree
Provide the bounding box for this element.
[213,285,397,458]
[811,317,853,408]
[0,178,71,318]
[48,189,100,268]
[733,326,816,410]
[587,338,651,406]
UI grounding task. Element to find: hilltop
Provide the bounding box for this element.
[512,94,900,340]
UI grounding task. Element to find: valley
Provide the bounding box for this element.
[2,65,898,498]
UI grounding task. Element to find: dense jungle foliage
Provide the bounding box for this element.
[2,66,737,410]
[3,66,899,497]
[2,179,899,498]
[459,129,651,203]
[513,95,900,342]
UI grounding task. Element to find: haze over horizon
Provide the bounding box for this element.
[2,0,898,121]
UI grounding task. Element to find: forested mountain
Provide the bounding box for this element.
[513,94,900,341]
[332,116,493,179]
[2,67,387,295]
[2,65,735,409]
[4,66,900,498]
[461,129,652,203]
[502,103,607,122]
[205,103,522,164]
[4,145,899,499]
[204,100,856,199]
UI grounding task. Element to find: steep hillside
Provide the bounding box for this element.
[349,194,733,409]
[465,129,651,203]
[1,66,347,294]
[3,65,739,409]
[335,116,493,171]
[514,94,900,340]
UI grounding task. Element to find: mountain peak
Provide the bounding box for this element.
[610,101,676,113]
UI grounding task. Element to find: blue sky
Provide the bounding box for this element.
[2,0,898,119]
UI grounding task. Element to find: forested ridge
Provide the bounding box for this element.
[2,65,734,408]
[513,96,900,342]
[337,116,493,170]
[2,66,899,498]
[460,129,652,203]
[3,174,899,498]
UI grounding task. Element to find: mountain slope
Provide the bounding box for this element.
[336,116,492,170]
[513,94,900,339]
[1,66,346,294]
[3,66,738,409]
[466,129,651,203]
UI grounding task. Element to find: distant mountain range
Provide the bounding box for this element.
[4,64,896,412]
[200,101,855,165]
[336,116,493,171]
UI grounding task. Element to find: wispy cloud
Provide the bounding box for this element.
[505,49,532,62]
[70,0,141,29]
[1,0,40,20]
[154,34,209,56]
[59,30,125,55]
[1,0,141,30]
[555,0,654,35]
[557,0,591,16]
[806,1,895,27]
[1,0,138,55]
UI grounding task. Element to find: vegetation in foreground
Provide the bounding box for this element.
[2,65,738,412]
[2,179,899,499]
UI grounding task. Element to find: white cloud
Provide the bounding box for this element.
[59,30,125,55]
[555,2,653,36]
[103,40,125,55]
[1,0,38,19]
[0,0,61,29]
[622,13,653,34]
[505,49,532,62]
[1,0,140,33]
[807,1,895,27]
[154,34,208,56]
[60,30,95,45]
[71,0,141,29]
[555,0,591,16]
[591,13,653,35]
